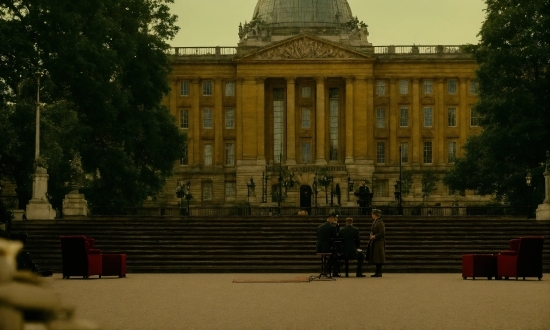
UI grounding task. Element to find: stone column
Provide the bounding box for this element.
[256,77,266,164]
[345,76,354,164]
[26,167,56,219]
[236,78,244,164]
[315,76,327,165]
[389,77,398,164]
[191,79,201,166]
[536,165,550,220]
[214,78,223,166]
[286,77,296,165]
[366,78,374,159]
[436,78,445,165]
[411,79,421,165]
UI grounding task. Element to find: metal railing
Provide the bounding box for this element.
[167,45,466,57]
[168,47,238,56]
[374,45,464,55]
[90,206,528,218]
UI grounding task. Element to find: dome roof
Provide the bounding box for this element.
[252,0,354,28]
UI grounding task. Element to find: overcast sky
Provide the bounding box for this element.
[168,0,487,47]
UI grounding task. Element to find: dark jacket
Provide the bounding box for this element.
[368,217,386,264]
[338,225,362,260]
[316,222,337,253]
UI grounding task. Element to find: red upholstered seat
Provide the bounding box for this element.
[497,236,545,280]
[60,236,102,279]
[462,254,498,280]
[102,254,127,277]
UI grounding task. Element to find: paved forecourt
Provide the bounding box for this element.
[49,273,550,330]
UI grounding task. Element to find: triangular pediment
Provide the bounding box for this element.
[238,35,372,61]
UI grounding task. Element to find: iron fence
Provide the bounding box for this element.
[168,47,238,56]
[89,205,528,217]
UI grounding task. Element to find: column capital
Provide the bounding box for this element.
[285,77,296,83]
[412,78,420,84]
[256,77,266,84]
[389,76,399,83]
[366,77,375,83]
[315,76,326,84]
[355,76,369,81]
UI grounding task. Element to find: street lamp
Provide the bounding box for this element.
[312,172,318,210]
[526,172,532,219]
[397,145,403,215]
[176,180,191,216]
[34,71,43,160]
[347,175,354,202]
[246,177,255,203]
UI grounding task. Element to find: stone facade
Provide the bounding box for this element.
[161,30,484,208]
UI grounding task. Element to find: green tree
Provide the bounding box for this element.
[0,0,186,209]
[444,0,550,206]
[421,171,439,199]
[401,170,414,197]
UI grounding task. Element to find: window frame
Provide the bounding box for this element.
[225,108,235,129]
[180,81,190,96]
[180,109,189,129]
[447,79,457,94]
[204,144,213,166]
[399,80,409,95]
[225,81,235,97]
[399,106,408,127]
[423,107,433,127]
[447,107,457,127]
[423,141,433,164]
[376,142,386,164]
[376,108,386,128]
[225,142,235,166]
[423,79,433,94]
[376,80,386,96]
[202,80,213,96]
[203,108,213,129]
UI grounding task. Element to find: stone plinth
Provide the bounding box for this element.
[62,190,89,218]
[25,168,55,220]
[536,167,550,221]
[536,203,550,221]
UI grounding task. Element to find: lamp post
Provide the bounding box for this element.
[347,175,354,202]
[176,180,191,216]
[526,172,532,219]
[34,72,43,160]
[246,177,255,203]
[398,145,403,215]
[313,172,318,210]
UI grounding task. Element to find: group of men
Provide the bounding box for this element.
[316,209,385,278]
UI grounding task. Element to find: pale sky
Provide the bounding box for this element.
[168,0,487,47]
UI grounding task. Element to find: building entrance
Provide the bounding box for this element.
[299,185,312,215]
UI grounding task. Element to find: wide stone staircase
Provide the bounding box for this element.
[10,217,550,274]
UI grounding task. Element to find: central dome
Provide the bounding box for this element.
[253,0,354,28]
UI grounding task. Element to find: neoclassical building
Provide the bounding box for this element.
[161,0,483,209]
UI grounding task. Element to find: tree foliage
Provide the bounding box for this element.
[444,0,550,206]
[0,0,186,208]
[421,171,439,199]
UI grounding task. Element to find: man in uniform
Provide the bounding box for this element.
[338,217,366,277]
[316,213,338,276]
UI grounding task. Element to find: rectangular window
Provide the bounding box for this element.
[329,88,339,161]
[375,180,388,197]
[180,109,189,129]
[448,107,457,127]
[225,143,235,166]
[423,141,433,164]
[471,108,479,127]
[376,108,385,128]
[273,88,284,161]
[470,81,478,95]
[225,108,235,129]
[447,79,457,94]
[423,107,433,127]
[400,142,409,163]
[301,142,311,163]
[203,109,213,128]
[399,106,408,127]
[399,80,409,95]
[202,81,212,96]
[225,182,236,199]
[423,79,433,94]
[376,81,386,96]
[202,181,212,201]
[301,109,311,128]
[376,142,385,164]
[180,143,188,166]
[180,81,190,96]
[448,141,457,163]
[225,82,235,96]
[301,86,311,98]
[204,144,212,166]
